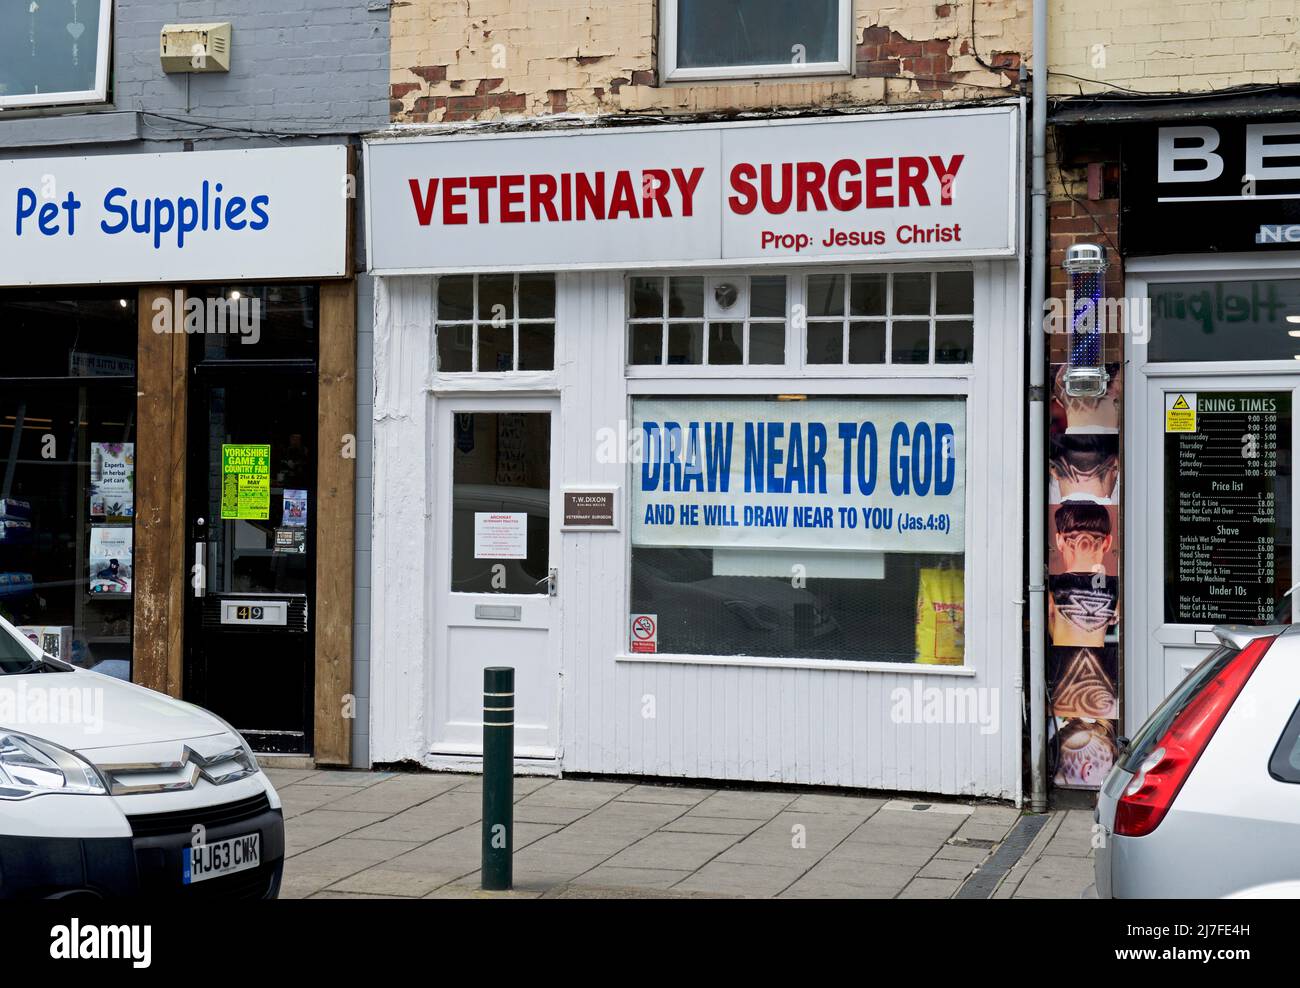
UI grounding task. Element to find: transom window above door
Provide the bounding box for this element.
[661,0,853,81]
[435,273,556,373]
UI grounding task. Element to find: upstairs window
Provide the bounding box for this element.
[0,0,113,109]
[661,0,853,82]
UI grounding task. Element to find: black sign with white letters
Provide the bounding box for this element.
[1122,117,1300,255]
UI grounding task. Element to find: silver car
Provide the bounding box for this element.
[1094,623,1300,898]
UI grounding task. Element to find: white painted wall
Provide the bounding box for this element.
[370,262,1025,800]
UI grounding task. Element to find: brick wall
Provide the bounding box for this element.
[1049,0,1300,95]
[390,0,1030,124]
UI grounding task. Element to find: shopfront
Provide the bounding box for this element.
[1120,114,1300,726]
[0,145,359,762]
[365,106,1027,798]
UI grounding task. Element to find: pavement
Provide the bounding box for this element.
[268,767,1098,899]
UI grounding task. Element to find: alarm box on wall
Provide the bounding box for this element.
[160,23,232,74]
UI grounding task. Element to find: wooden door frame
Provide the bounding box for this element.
[132,279,357,766]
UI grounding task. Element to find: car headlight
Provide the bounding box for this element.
[0,731,108,799]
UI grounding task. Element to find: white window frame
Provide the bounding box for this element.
[0,0,114,109]
[659,0,854,83]
[625,262,978,381]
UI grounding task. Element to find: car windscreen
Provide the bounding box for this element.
[1120,644,1241,773]
[0,626,38,674]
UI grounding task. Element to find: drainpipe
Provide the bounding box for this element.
[1028,0,1049,813]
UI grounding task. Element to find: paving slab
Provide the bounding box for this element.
[570,866,694,891]
[672,861,808,897]
[615,785,717,806]
[659,816,765,836]
[293,770,395,788]
[284,809,393,857]
[899,877,961,899]
[604,831,739,871]
[687,790,797,819]
[278,784,363,818]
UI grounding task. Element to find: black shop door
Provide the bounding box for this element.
[185,366,317,753]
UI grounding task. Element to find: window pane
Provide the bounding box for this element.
[437,276,474,321]
[806,322,843,364]
[437,326,473,372]
[935,320,973,363]
[749,323,785,364]
[0,1,105,101]
[675,0,840,69]
[807,274,844,317]
[451,412,551,594]
[749,276,787,318]
[0,289,136,378]
[1149,279,1300,362]
[892,273,932,315]
[477,323,514,372]
[708,323,743,365]
[629,277,664,319]
[477,274,514,322]
[629,324,662,365]
[849,321,886,363]
[667,277,704,318]
[519,323,555,371]
[891,320,930,364]
[667,322,704,365]
[850,274,887,316]
[936,271,974,315]
[518,274,556,319]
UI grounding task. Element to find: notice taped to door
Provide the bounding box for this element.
[221,444,271,521]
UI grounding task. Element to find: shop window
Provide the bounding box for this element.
[0,0,113,109]
[436,274,556,373]
[661,0,852,81]
[0,290,137,680]
[630,396,968,665]
[1148,279,1300,362]
[628,275,788,367]
[805,271,974,367]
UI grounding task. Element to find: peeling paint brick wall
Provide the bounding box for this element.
[390,0,1030,124]
[1050,0,1300,94]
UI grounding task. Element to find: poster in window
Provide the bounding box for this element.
[90,442,134,522]
[88,526,133,597]
[282,489,308,528]
[220,444,272,521]
[631,397,966,555]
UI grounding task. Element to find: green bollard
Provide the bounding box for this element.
[481,666,514,891]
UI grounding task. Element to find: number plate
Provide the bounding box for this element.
[183,833,260,885]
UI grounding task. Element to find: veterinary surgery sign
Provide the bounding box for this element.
[1,146,349,286]
[632,398,966,554]
[364,106,1018,274]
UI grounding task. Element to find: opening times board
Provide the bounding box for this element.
[1165,391,1292,625]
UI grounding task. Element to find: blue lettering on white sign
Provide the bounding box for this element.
[14,181,270,250]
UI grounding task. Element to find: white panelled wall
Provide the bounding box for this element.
[370,263,1024,801]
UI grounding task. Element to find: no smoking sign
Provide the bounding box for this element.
[629,613,657,654]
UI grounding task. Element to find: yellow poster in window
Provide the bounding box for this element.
[916,567,965,665]
[220,444,271,520]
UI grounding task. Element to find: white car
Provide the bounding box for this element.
[0,616,283,899]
